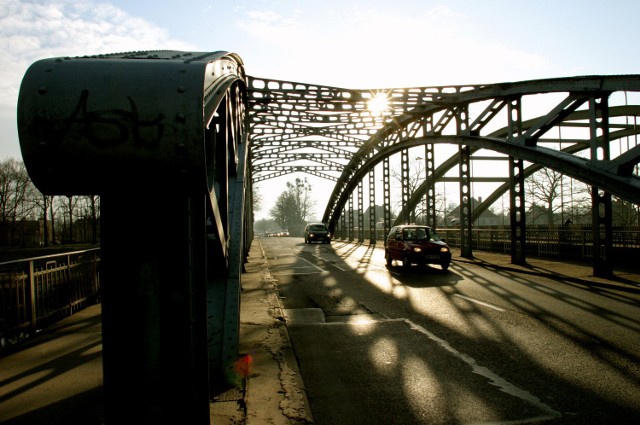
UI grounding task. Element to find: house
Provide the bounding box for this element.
[446,197,502,227]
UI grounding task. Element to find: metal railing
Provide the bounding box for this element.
[0,248,100,351]
[338,225,640,266]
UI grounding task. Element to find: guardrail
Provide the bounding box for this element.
[0,248,100,351]
[338,226,640,266]
[438,227,639,262]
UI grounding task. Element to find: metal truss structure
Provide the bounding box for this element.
[15,49,640,424]
[248,75,640,272]
[18,51,251,424]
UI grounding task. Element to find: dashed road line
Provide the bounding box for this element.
[453,294,505,312]
[405,319,561,423]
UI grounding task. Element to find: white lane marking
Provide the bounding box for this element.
[405,319,561,423]
[269,256,326,276]
[311,254,368,272]
[270,270,323,276]
[309,252,350,272]
[454,294,505,312]
[294,315,560,422]
[299,257,325,273]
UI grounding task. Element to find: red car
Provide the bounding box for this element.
[384,225,451,270]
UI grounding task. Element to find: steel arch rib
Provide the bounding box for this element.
[324,134,640,230]
[401,108,640,225]
[323,75,640,229]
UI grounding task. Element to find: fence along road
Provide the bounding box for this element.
[0,248,100,350]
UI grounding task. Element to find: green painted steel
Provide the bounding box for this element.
[18,50,250,424]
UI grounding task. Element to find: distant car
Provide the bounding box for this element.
[384,225,451,270]
[304,223,331,244]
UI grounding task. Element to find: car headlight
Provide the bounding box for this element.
[412,247,422,253]
[440,247,450,253]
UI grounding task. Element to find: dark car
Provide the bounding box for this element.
[384,225,451,270]
[304,223,331,244]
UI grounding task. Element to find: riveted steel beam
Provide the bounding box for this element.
[401,148,411,224]
[457,105,473,258]
[383,157,391,242]
[369,168,377,243]
[508,97,527,265]
[357,180,364,243]
[18,51,249,424]
[589,96,614,277]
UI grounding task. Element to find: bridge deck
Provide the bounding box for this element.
[0,240,637,425]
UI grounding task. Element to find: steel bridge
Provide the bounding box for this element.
[16,50,640,423]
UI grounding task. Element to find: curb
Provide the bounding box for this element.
[242,239,315,425]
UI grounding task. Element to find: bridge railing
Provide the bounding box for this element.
[0,248,100,351]
[338,225,639,265]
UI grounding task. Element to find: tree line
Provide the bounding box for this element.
[0,158,99,247]
[259,160,639,233]
[6,153,629,247]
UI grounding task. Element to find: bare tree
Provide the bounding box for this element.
[59,195,78,243]
[390,157,426,223]
[526,168,590,225]
[435,189,459,227]
[525,168,561,224]
[252,186,264,215]
[270,178,314,235]
[31,193,54,246]
[612,196,639,225]
[73,195,100,243]
[50,195,61,244]
[0,159,34,220]
[390,157,458,225]
[88,195,100,243]
[0,159,38,245]
[0,160,16,223]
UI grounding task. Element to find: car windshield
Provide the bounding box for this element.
[309,225,326,231]
[402,227,440,241]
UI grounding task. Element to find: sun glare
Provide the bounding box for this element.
[367,92,390,116]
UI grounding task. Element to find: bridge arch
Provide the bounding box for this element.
[320,76,640,271]
[324,131,640,227]
[16,50,640,424]
[405,106,640,225]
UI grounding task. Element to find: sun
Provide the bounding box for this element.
[367,92,390,116]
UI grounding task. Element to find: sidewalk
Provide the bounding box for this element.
[212,238,314,425]
[451,248,640,289]
[0,236,315,425]
[0,240,637,424]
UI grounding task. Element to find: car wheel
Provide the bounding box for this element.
[385,251,392,266]
[441,262,450,271]
[403,254,411,268]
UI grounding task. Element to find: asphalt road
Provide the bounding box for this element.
[260,236,640,425]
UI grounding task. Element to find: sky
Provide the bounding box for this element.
[2,0,640,221]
